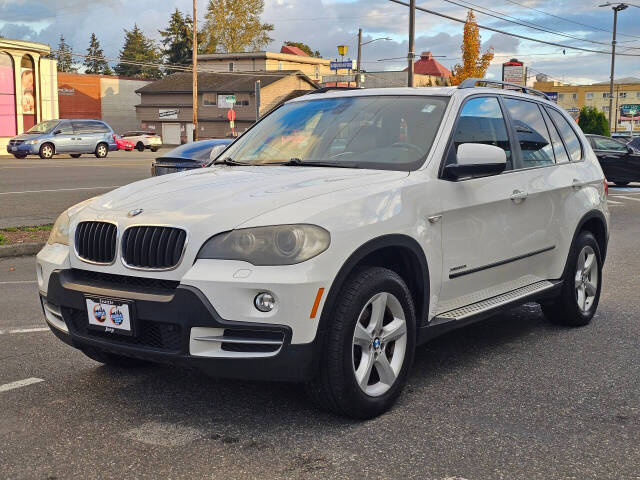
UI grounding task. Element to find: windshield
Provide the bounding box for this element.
[221,95,448,171]
[26,120,60,134]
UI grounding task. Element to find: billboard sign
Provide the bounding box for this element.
[620,104,640,120]
[543,92,558,103]
[502,59,525,86]
[159,108,179,119]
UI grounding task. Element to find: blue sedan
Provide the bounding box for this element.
[151,139,233,176]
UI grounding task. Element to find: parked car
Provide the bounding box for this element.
[37,80,609,419]
[151,139,232,176]
[7,119,117,159]
[121,131,162,152]
[113,134,135,152]
[627,136,640,152]
[586,134,640,186]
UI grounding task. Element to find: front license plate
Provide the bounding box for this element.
[11,147,17,151]
[86,297,134,335]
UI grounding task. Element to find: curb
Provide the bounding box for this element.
[0,242,45,258]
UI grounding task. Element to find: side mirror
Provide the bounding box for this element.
[627,146,636,154]
[53,129,62,135]
[443,143,507,180]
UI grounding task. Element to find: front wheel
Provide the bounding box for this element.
[13,154,27,159]
[136,142,145,152]
[95,143,108,158]
[614,181,630,187]
[39,143,54,159]
[306,267,416,419]
[542,231,602,327]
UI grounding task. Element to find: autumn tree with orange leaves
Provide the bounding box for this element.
[449,10,494,86]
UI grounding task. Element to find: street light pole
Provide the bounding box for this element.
[600,2,628,133]
[408,0,415,87]
[356,28,363,88]
[192,0,198,142]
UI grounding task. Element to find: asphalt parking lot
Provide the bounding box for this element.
[0,151,157,227]
[0,181,639,479]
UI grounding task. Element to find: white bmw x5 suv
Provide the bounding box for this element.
[37,79,609,419]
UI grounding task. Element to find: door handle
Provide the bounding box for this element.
[510,190,528,202]
[572,179,589,190]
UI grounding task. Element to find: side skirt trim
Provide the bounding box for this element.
[449,246,555,279]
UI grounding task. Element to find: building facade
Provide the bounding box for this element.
[534,77,640,133]
[57,73,151,134]
[0,38,58,151]
[199,47,332,83]
[135,71,317,143]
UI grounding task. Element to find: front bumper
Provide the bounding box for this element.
[41,269,317,382]
[7,143,38,155]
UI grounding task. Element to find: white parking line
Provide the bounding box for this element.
[0,186,122,196]
[607,199,623,205]
[612,195,640,203]
[0,281,37,285]
[0,326,49,334]
[0,377,44,393]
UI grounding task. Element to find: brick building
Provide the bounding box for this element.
[135,70,318,143]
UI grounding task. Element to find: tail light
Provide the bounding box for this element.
[604,179,609,196]
[112,134,117,140]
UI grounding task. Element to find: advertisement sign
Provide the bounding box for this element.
[21,67,34,114]
[502,59,524,86]
[620,104,640,121]
[159,108,179,119]
[330,60,354,70]
[543,92,558,103]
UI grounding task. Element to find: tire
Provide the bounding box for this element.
[39,143,54,159]
[136,142,145,152]
[70,153,81,158]
[150,147,158,152]
[306,266,416,419]
[541,231,602,327]
[95,143,108,158]
[81,346,149,368]
[614,181,630,187]
[13,154,27,159]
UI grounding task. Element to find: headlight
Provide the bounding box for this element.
[24,139,38,145]
[197,225,330,265]
[47,210,70,245]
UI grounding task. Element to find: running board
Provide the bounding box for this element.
[431,280,557,325]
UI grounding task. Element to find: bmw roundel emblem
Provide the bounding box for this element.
[128,208,144,217]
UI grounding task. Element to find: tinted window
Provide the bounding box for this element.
[449,96,511,169]
[57,121,73,135]
[541,108,569,163]
[547,108,582,161]
[93,121,110,133]
[504,98,554,167]
[592,136,628,152]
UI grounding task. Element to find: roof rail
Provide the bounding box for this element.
[458,78,551,101]
[306,86,360,95]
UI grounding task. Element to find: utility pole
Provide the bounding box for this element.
[192,0,198,142]
[407,0,415,87]
[356,28,363,88]
[600,2,628,133]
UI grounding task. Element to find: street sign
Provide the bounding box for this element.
[227,109,236,122]
[229,120,235,129]
[159,108,179,119]
[502,59,525,86]
[225,95,236,105]
[330,60,354,70]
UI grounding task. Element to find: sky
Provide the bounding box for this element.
[0,0,639,85]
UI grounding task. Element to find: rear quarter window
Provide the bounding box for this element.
[546,107,582,161]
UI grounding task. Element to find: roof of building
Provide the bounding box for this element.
[593,77,640,85]
[198,50,330,65]
[0,37,51,54]
[404,52,451,77]
[136,71,317,94]
[280,45,309,56]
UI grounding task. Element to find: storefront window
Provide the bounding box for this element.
[20,55,36,131]
[0,52,17,136]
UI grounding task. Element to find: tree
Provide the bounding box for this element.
[159,9,195,66]
[201,0,274,53]
[578,106,610,136]
[114,25,163,79]
[84,33,113,75]
[449,10,494,86]
[284,41,321,58]
[56,35,77,73]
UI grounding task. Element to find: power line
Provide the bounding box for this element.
[387,0,640,57]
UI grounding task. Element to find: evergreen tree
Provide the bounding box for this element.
[159,9,194,66]
[56,35,77,73]
[201,0,274,53]
[578,106,610,136]
[284,41,321,58]
[84,33,112,75]
[114,25,162,79]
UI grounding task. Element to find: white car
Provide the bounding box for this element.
[37,80,609,419]
[121,131,162,152]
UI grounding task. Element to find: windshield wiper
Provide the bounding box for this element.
[212,157,249,166]
[277,158,360,169]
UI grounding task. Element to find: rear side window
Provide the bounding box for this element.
[449,96,512,169]
[504,98,554,167]
[93,122,110,133]
[541,108,570,163]
[546,108,582,161]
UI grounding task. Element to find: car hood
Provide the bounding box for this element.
[81,166,408,232]
[12,133,43,141]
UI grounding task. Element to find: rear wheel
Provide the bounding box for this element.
[39,143,54,159]
[542,231,602,327]
[614,181,630,187]
[95,143,108,158]
[136,142,145,152]
[81,346,149,368]
[70,153,81,158]
[306,267,416,419]
[150,147,159,152]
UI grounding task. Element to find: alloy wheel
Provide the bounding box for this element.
[352,292,407,397]
[42,145,53,158]
[575,245,598,312]
[97,145,107,157]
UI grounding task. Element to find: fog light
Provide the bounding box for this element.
[254,292,275,312]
